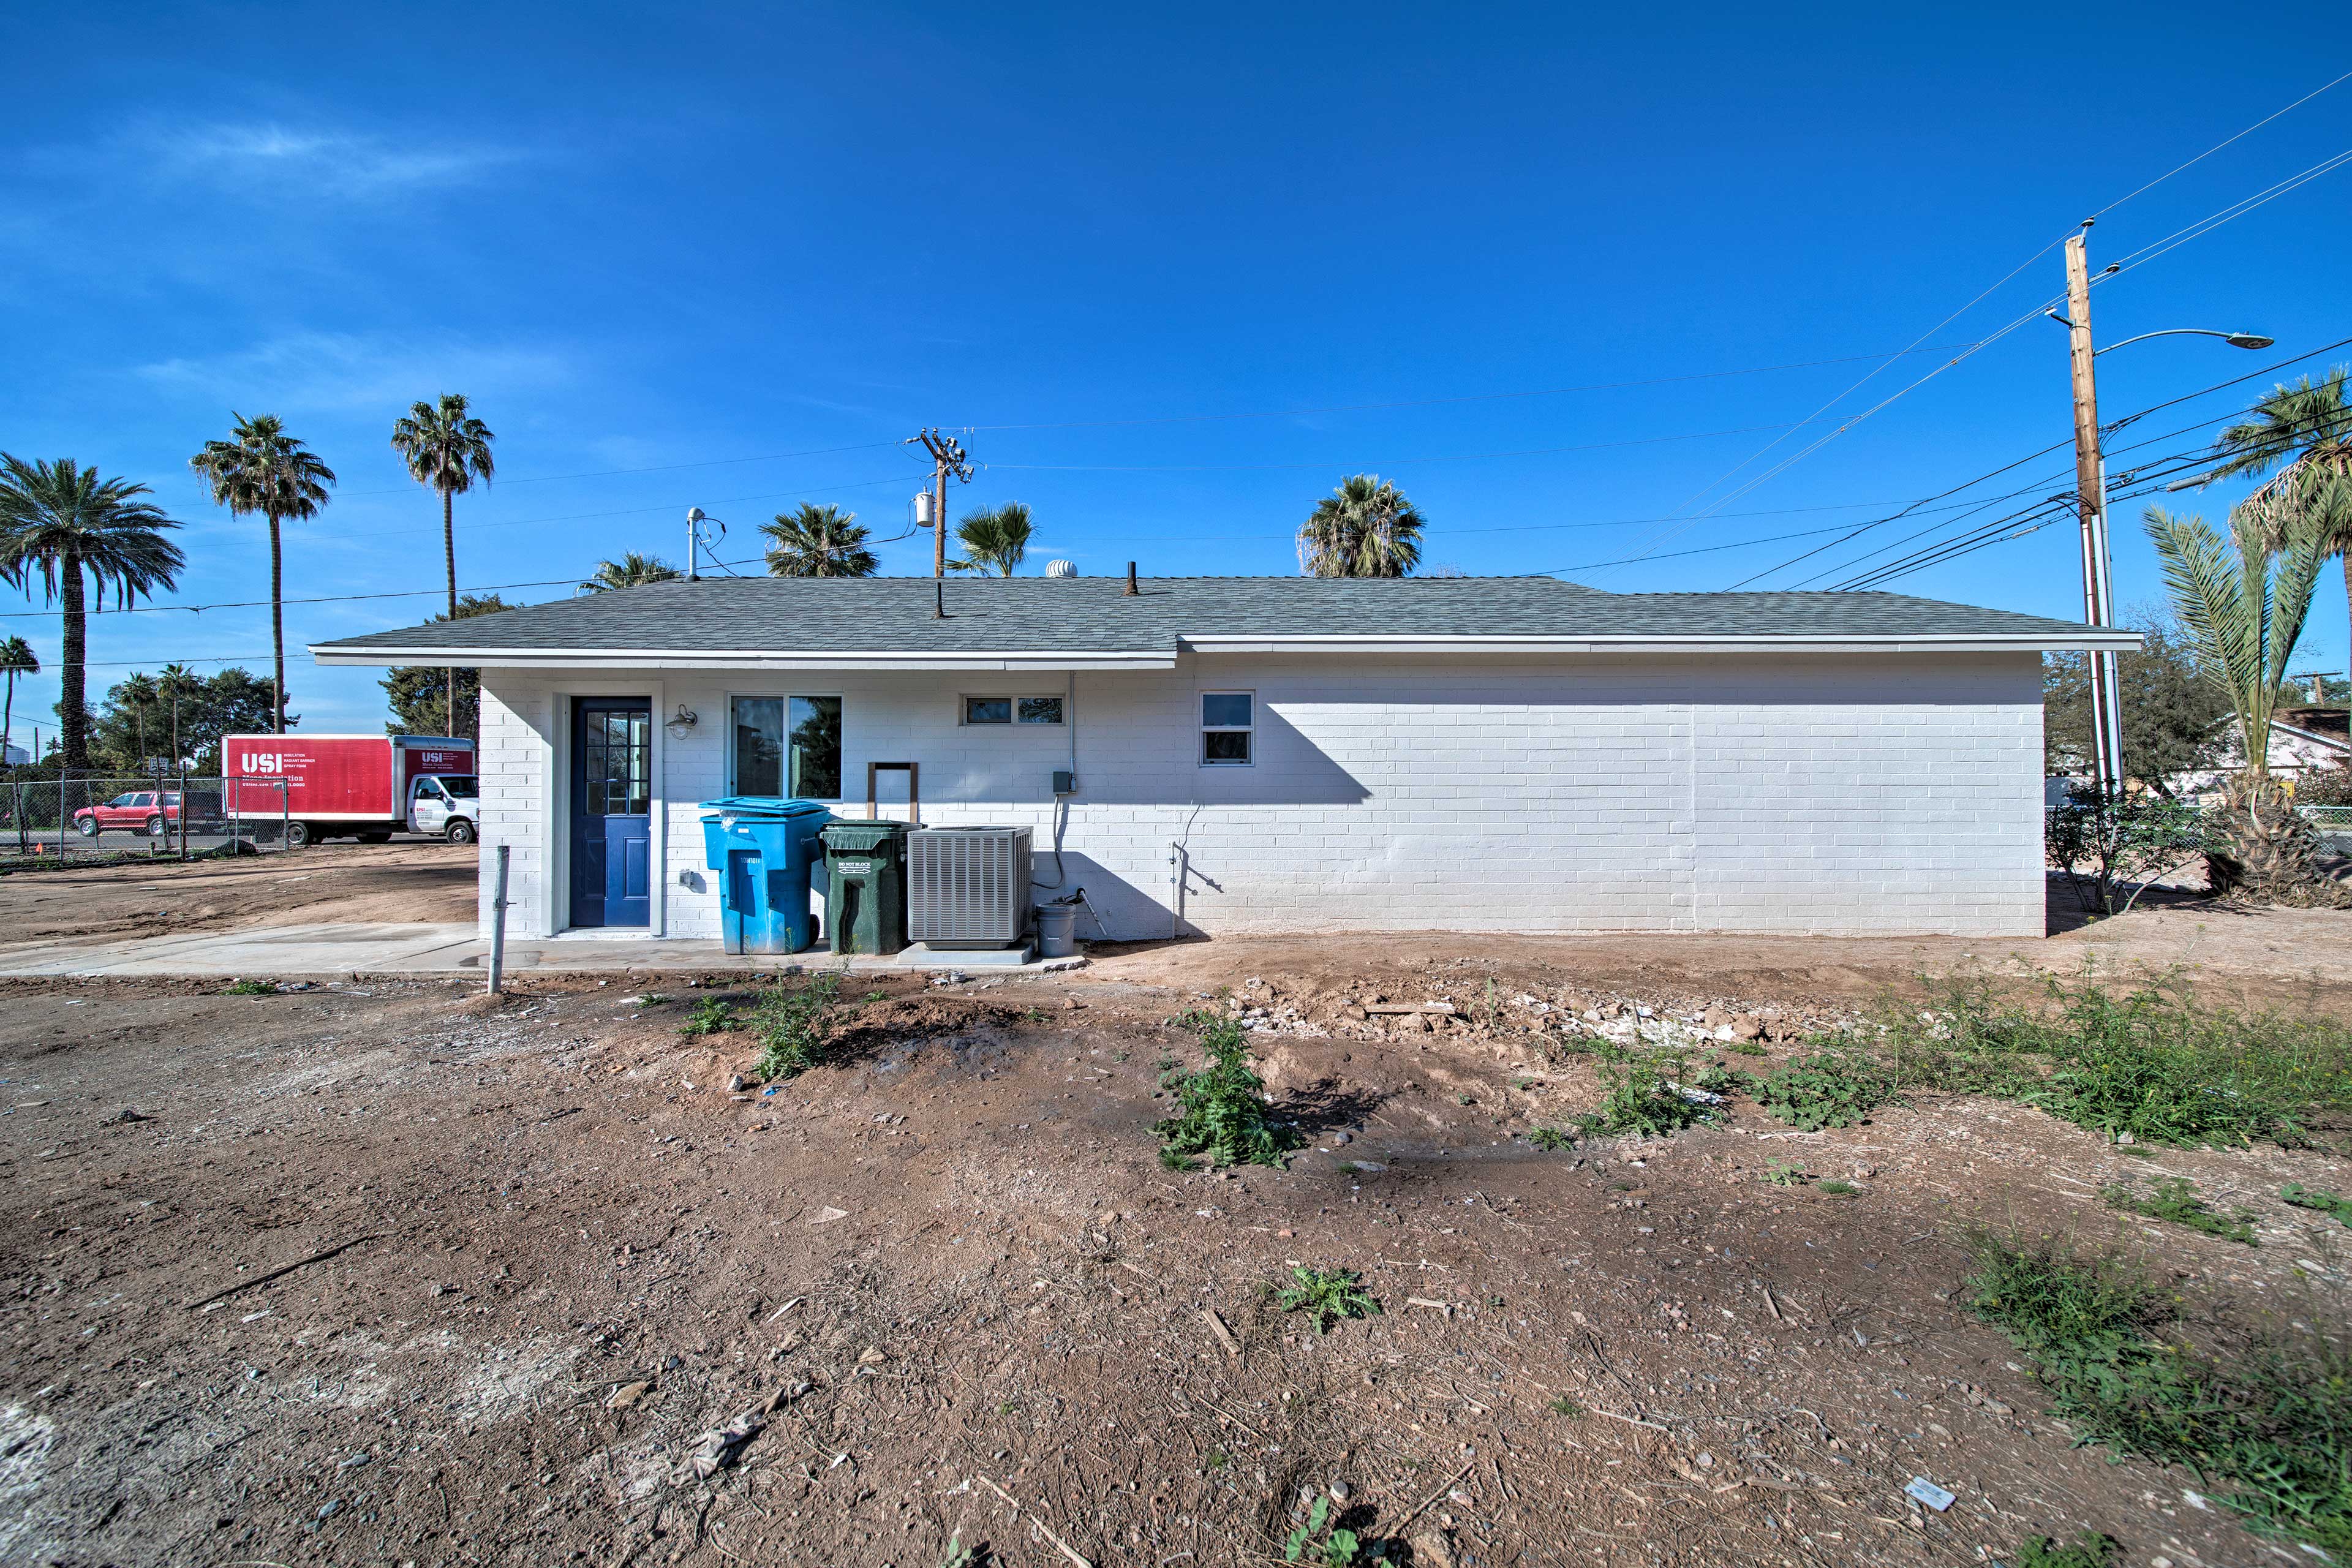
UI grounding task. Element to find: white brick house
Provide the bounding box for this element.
[311,576,2134,941]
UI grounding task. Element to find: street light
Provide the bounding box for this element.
[2049,221,2272,798]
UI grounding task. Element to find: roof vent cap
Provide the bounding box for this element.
[1046,559,1078,578]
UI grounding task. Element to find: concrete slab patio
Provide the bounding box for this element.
[0,922,1085,979]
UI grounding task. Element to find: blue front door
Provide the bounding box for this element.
[571,698,652,928]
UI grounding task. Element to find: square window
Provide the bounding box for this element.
[1201,693,1251,728]
[1203,730,1251,764]
[963,697,1012,725]
[730,695,840,799]
[1017,696,1064,725]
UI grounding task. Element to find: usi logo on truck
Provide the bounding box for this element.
[238,752,293,774]
[417,750,465,770]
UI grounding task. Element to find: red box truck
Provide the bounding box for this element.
[221,733,479,848]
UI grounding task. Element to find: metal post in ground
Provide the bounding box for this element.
[487,843,511,995]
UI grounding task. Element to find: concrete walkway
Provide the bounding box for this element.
[0,922,1084,979]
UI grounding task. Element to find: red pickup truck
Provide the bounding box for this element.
[74,790,188,839]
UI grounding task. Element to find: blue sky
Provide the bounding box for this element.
[4,2,2351,739]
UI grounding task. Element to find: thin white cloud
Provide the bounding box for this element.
[138,121,522,198]
[135,331,570,414]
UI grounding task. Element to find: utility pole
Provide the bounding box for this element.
[2062,224,2127,797]
[908,429,973,579]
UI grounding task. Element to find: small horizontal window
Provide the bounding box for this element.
[963,695,1065,726]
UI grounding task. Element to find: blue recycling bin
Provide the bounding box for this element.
[697,797,835,954]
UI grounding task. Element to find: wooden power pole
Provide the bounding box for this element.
[910,429,974,579]
[2062,225,2125,796]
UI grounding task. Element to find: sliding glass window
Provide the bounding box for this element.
[730,696,842,799]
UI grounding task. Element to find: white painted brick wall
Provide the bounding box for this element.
[475,650,2045,941]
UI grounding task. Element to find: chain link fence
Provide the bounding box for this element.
[2309,804,2352,857]
[0,775,293,863]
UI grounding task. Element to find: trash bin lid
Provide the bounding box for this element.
[821,820,910,850]
[698,796,832,819]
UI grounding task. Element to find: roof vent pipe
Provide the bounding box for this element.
[932,580,945,620]
[1124,562,1139,597]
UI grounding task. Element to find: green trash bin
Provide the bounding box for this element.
[821,820,909,956]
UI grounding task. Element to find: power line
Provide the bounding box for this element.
[2103,146,2352,280]
[1720,336,2352,591]
[2086,67,2352,221]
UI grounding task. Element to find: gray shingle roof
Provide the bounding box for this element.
[311,575,2114,658]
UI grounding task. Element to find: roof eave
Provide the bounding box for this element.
[307,646,1182,671]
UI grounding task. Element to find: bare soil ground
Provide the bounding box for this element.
[7,926,2350,1567]
[0,841,477,943]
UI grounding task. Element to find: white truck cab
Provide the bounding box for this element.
[407,774,481,843]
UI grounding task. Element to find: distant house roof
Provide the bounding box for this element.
[311,575,2138,670]
[2279,707,2351,747]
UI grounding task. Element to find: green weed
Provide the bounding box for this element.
[1962,1229,2352,1550]
[677,995,735,1038]
[1546,1395,1585,1417]
[2013,1531,2117,1568]
[1749,1052,1894,1131]
[221,978,277,996]
[635,992,669,1007]
[1726,1040,1768,1057]
[1526,1125,1577,1152]
[1577,1057,1713,1139]
[1276,1266,1382,1335]
[1153,1014,1294,1170]
[1761,1158,1811,1188]
[1817,1179,1860,1196]
[2282,1183,2352,1226]
[1283,1494,1392,1566]
[2103,1176,2258,1246]
[937,1535,986,1568]
[750,973,843,1081]
[1872,972,2339,1147]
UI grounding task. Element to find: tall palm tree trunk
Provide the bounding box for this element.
[268,510,285,734]
[59,556,87,771]
[443,487,457,738]
[3,675,13,765]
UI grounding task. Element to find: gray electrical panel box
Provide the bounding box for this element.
[1051,769,1076,795]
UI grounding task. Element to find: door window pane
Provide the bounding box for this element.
[789,696,841,799]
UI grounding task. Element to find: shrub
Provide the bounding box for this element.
[2045,787,2212,916]
[1577,1057,1713,1139]
[1962,1229,2352,1550]
[1749,1052,1894,1131]
[1153,1015,1294,1169]
[750,973,842,1081]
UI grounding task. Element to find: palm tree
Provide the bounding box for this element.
[119,671,159,766]
[390,394,496,737]
[0,635,36,767]
[2206,366,2352,650]
[1298,475,1424,578]
[949,502,1035,576]
[158,662,200,769]
[762,503,878,578]
[0,458,183,772]
[190,415,335,734]
[583,551,684,592]
[2144,496,2346,904]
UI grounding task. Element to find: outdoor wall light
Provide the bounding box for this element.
[665,704,699,740]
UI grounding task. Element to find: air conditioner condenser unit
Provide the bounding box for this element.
[907,826,1034,949]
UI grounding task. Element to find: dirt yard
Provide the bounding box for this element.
[7,921,2350,1567]
[0,841,478,943]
